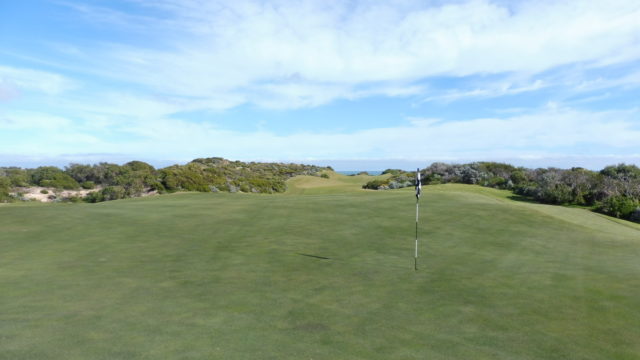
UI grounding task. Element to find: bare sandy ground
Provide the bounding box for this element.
[140,190,159,197]
[10,187,159,202]
[12,187,100,202]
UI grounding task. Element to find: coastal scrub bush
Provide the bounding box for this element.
[31,166,80,189]
[81,181,96,189]
[0,176,12,202]
[382,169,403,175]
[2,168,29,187]
[600,164,640,180]
[65,163,94,183]
[362,179,388,190]
[101,186,127,201]
[41,174,80,190]
[84,191,103,203]
[597,196,639,219]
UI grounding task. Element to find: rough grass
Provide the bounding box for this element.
[0,177,639,359]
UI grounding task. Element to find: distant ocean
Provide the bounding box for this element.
[336,171,383,175]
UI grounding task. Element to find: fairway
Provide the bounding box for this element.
[1,176,639,359]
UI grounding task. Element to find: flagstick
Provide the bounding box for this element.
[415,196,419,271]
[414,168,422,271]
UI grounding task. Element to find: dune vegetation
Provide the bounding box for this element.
[364,163,640,223]
[0,158,327,203]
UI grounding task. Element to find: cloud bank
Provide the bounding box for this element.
[50,0,640,109]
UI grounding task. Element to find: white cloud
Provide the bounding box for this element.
[0,84,19,102]
[230,105,636,159]
[0,65,77,95]
[422,65,640,104]
[0,111,73,130]
[59,0,640,109]
[572,69,640,93]
[14,104,631,163]
[2,0,639,169]
[423,79,547,103]
[0,110,104,157]
[2,96,638,167]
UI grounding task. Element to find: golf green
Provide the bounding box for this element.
[1,175,639,359]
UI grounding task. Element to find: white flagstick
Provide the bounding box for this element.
[415,197,419,271]
[415,168,422,271]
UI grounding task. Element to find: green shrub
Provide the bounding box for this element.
[31,167,80,189]
[160,165,210,192]
[600,163,640,180]
[84,191,104,203]
[0,176,12,202]
[30,166,62,186]
[84,186,127,203]
[101,186,127,201]
[50,174,80,189]
[538,183,574,205]
[65,163,94,183]
[320,173,330,179]
[0,176,11,189]
[81,181,96,189]
[147,181,165,193]
[40,189,49,194]
[424,173,442,184]
[123,161,155,173]
[63,196,83,203]
[382,169,403,175]
[509,170,528,185]
[485,176,507,188]
[362,179,388,190]
[597,196,639,218]
[3,168,30,186]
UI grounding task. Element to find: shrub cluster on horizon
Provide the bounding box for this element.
[363,162,640,224]
[0,157,327,203]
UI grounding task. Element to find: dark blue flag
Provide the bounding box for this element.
[415,168,421,200]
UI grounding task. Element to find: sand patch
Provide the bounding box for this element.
[12,187,100,203]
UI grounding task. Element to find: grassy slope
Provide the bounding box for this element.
[284,170,391,195]
[0,174,639,359]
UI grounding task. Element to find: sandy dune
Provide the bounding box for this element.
[13,187,99,202]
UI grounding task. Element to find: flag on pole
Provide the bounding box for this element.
[414,168,421,271]
[415,169,422,200]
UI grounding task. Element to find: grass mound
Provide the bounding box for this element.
[285,170,390,195]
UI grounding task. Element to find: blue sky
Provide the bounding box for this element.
[1,0,639,170]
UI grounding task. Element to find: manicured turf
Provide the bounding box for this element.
[284,170,391,195]
[1,174,639,359]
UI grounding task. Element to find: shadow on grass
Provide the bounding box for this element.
[507,194,539,204]
[297,253,331,260]
[295,253,417,272]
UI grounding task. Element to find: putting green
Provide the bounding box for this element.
[0,175,639,359]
